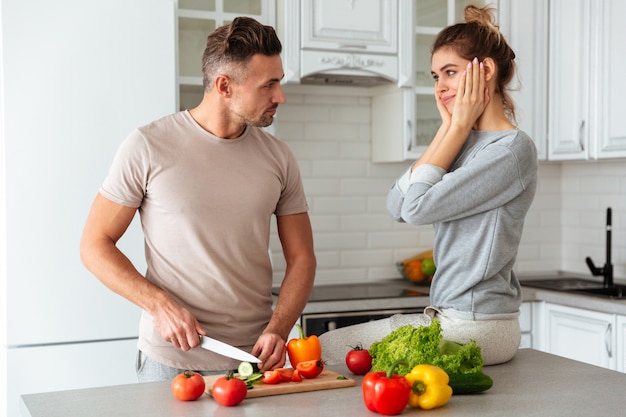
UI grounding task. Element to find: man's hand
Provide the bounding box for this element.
[152,298,206,351]
[252,332,287,371]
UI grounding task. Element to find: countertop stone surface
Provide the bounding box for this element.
[20,349,626,417]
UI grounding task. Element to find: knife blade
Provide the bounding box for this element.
[199,335,261,363]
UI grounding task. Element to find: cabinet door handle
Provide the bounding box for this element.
[578,120,585,151]
[605,323,612,358]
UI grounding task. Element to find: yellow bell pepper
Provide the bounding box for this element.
[404,364,453,410]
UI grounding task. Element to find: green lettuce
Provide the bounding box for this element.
[368,319,483,376]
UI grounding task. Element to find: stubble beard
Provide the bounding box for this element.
[245,114,275,128]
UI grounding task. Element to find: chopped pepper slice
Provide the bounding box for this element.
[286,323,322,367]
[404,364,452,410]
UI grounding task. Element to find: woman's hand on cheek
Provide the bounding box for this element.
[451,58,489,128]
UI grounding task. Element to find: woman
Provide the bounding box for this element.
[319,5,538,366]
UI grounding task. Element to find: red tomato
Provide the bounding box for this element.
[261,370,282,384]
[291,369,303,383]
[171,371,206,401]
[211,374,247,406]
[296,359,324,379]
[345,346,372,375]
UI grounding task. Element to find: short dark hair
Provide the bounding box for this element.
[201,16,282,90]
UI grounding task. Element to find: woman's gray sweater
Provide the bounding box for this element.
[387,129,538,319]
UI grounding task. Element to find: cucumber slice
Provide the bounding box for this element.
[238,361,254,378]
[245,373,263,383]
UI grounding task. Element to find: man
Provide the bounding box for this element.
[80,17,316,381]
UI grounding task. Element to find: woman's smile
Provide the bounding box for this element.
[441,94,456,106]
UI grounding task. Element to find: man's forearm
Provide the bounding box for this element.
[264,258,316,341]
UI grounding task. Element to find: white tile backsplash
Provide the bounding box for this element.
[270,85,626,286]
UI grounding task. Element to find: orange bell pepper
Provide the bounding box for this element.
[286,323,322,366]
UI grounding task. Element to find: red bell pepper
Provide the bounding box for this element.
[362,361,411,416]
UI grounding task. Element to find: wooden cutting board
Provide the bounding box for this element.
[203,370,356,398]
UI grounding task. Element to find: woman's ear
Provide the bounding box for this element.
[482,57,497,83]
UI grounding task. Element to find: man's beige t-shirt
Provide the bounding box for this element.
[100,110,309,370]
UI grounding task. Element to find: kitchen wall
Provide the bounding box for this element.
[269,85,626,286]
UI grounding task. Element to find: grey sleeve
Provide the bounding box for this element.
[401,144,534,225]
[386,164,446,223]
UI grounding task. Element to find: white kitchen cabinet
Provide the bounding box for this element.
[592,0,626,158]
[177,0,275,110]
[547,0,591,160]
[519,301,533,348]
[543,303,616,370]
[281,0,412,86]
[302,0,397,54]
[500,0,548,160]
[616,315,626,373]
[548,0,626,160]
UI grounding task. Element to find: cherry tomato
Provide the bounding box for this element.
[261,370,282,384]
[211,373,247,406]
[296,359,324,379]
[345,345,372,375]
[171,371,206,401]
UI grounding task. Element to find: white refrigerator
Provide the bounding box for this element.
[0,0,176,416]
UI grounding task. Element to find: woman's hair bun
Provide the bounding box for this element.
[464,4,499,31]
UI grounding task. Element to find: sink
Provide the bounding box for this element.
[523,278,608,291]
[573,286,626,299]
[522,278,626,299]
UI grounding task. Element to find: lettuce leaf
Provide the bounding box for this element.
[368,319,483,376]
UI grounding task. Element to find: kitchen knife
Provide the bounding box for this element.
[199,335,261,363]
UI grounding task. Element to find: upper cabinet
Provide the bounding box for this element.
[281,0,413,86]
[176,0,275,110]
[547,0,591,160]
[500,0,548,160]
[548,0,626,160]
[594,1,626,158]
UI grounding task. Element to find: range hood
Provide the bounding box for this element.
[296,49,399,87]
[300,72,392,87]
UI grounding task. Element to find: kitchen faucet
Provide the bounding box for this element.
[585,207,613,288]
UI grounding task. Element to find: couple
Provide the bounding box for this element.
[80,5,537,381]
